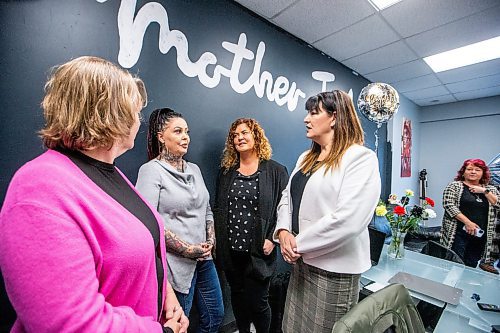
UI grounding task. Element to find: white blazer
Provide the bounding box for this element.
[274,144,381,274]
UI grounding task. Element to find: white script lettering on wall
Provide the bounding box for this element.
[312,71,335,92]
[311,71,353,99]
[97,0,352,111]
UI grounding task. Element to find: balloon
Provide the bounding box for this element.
[357,83,400,125]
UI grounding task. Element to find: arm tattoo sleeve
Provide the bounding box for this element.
[165,229,205,259]
[206,220,215,246]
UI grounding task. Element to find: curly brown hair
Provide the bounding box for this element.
[221,118,272,170]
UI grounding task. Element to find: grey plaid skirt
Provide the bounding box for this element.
[282,260,360,333]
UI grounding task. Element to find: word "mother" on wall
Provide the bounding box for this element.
[98,0,349,111]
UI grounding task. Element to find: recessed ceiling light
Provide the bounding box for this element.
[367,0,402,11]
[423,36,500,73]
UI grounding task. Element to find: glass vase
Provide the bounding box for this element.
[387,228,407,259]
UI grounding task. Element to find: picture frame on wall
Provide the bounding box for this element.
[401,118,411,177]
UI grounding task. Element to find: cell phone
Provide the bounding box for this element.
[463,226,484,237]
[477,302,500,312]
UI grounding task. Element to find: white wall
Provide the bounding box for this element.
[419,95,500,226]
[387,95,421,207]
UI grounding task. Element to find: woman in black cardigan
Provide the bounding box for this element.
[214,118,288,333]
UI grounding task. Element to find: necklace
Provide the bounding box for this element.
[465,184,483,203]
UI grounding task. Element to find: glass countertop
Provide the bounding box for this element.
[362,246,500,332]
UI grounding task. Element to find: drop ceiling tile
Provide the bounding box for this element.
[403,85,450,99]
[446,73,500,93]
[454,85,500,101]
[314,15,399,61]
[234,0,297,19]
[405,6,500,57]
[392,74,442,93]
[364,60,433,83]
[381,0,499,38]
[343,41,417,75]
[436,58,500,84]
[271,0,375,42]
[412,94,458,106]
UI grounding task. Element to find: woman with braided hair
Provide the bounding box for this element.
[136,108,224,333]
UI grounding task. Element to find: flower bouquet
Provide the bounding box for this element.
[375,189,436,259]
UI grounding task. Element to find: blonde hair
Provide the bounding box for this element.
[221,118,272,170]
[300,90,364,174]
[39,56,146,150]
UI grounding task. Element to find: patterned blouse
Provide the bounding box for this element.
[227,171,260,252]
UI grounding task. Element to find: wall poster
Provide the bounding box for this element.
[401,117,412,177]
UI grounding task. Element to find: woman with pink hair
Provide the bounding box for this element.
[441,159,500,268]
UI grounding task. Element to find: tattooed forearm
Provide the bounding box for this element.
[165,229,205,259]
[206,220,215,246]
[165,229,190,255]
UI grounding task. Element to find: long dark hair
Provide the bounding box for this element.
[300,90,364,174]
[146,108,184,161]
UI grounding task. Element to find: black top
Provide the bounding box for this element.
[290,168,314,235]
[228,171,260,252]
[214,159,289,279]
[459,186,489,230]
[59,149,164,317]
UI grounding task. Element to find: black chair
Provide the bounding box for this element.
[420,240,464,264]
[404,226,441,252]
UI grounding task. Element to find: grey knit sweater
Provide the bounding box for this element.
[136,159,213,293]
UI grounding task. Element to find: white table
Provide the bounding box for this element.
[362,245,500,332]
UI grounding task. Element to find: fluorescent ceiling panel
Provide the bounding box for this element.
[367,0,402,11]
[424,36,500,73]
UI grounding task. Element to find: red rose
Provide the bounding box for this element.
[425,197,435,207]
[394,206,406,216]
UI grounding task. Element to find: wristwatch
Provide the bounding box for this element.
[484,189,490,194]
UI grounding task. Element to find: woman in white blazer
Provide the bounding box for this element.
[274,90,381,333]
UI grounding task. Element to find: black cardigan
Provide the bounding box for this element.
[213,159,288,280]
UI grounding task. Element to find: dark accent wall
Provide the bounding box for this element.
[0,0,388,330]
[0,0,387,202]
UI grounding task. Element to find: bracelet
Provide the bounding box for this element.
[484,189,490,194]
